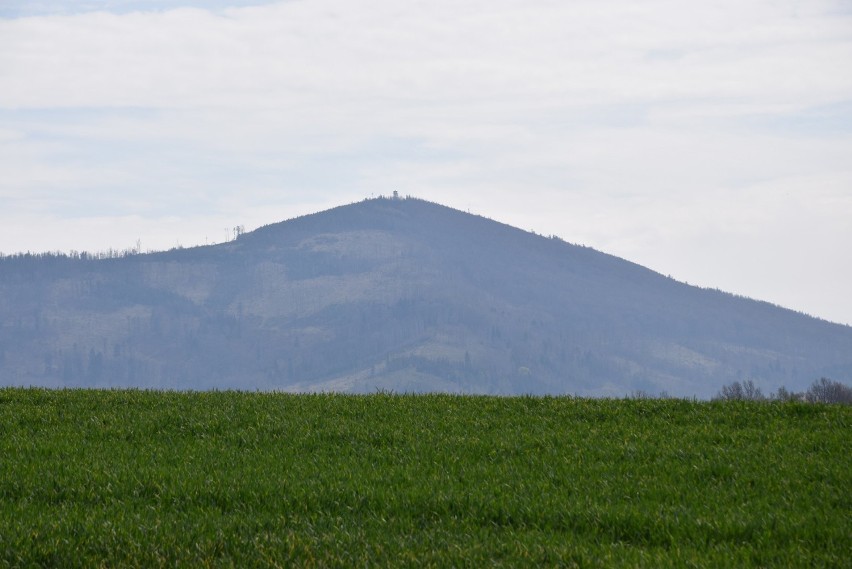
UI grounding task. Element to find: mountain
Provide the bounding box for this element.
[2,196,851,397]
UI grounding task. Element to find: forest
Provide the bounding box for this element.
[2,197,851,397]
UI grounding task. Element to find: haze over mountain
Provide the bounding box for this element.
[2,196,850,398]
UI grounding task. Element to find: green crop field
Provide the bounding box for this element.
[0,389,849,567]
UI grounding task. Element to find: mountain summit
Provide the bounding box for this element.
[2,196,850,397]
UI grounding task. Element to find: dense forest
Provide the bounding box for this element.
[2,197,851,397]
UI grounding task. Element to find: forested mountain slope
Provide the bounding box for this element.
[2,197,850,397]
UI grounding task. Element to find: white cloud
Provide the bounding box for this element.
[1,0,851,324]
[3,0,850,111]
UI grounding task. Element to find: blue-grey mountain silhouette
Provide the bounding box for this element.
[2,197,850,397]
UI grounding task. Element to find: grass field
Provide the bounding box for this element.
[0,389,849,567]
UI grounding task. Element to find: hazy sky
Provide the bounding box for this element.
[2,0,851,325]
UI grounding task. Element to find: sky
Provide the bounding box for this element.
[1,0,851,326]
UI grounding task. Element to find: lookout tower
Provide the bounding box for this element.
[392,190,400,200]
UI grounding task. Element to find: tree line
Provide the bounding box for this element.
[712,377,852,404]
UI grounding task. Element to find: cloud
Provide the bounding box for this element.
[3,0,851,111]
[1,0,851,323]
[0,0,281,18]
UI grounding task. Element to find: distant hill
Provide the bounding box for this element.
[2,196,851,397]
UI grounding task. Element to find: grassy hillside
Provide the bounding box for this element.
[1,389,849,567]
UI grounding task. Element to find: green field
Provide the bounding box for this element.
[0,389,849,567]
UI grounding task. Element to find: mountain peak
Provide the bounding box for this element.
[2,198,851,396]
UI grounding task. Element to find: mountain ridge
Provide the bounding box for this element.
[2,196,850,397]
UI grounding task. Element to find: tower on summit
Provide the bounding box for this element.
[392,190,400,200]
